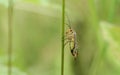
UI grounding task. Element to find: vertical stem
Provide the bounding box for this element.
[8,0,13,75]
[61,0,65,74]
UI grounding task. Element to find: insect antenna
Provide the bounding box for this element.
[65,14,72,29]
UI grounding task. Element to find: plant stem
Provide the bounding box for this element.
[8,0,13,75]
[61,0,65,74]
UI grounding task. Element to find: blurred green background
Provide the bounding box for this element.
[0,0,120,75]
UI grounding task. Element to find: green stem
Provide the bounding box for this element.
[61,0,65,75]
[8,0,13,75]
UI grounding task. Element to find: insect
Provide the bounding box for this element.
[64,15,78,60]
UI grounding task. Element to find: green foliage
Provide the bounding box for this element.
[0,0,120,75]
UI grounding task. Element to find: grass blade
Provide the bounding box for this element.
[8,0,13,75]
[61,0,65,75]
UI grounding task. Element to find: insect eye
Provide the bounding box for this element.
[69,29,72,32]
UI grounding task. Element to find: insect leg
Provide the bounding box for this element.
[68,40,72,50]
[64,40,69,46]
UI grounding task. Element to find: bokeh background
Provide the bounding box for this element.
[0,0,120,75]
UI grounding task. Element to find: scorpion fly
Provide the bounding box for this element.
[64,15,78,60]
